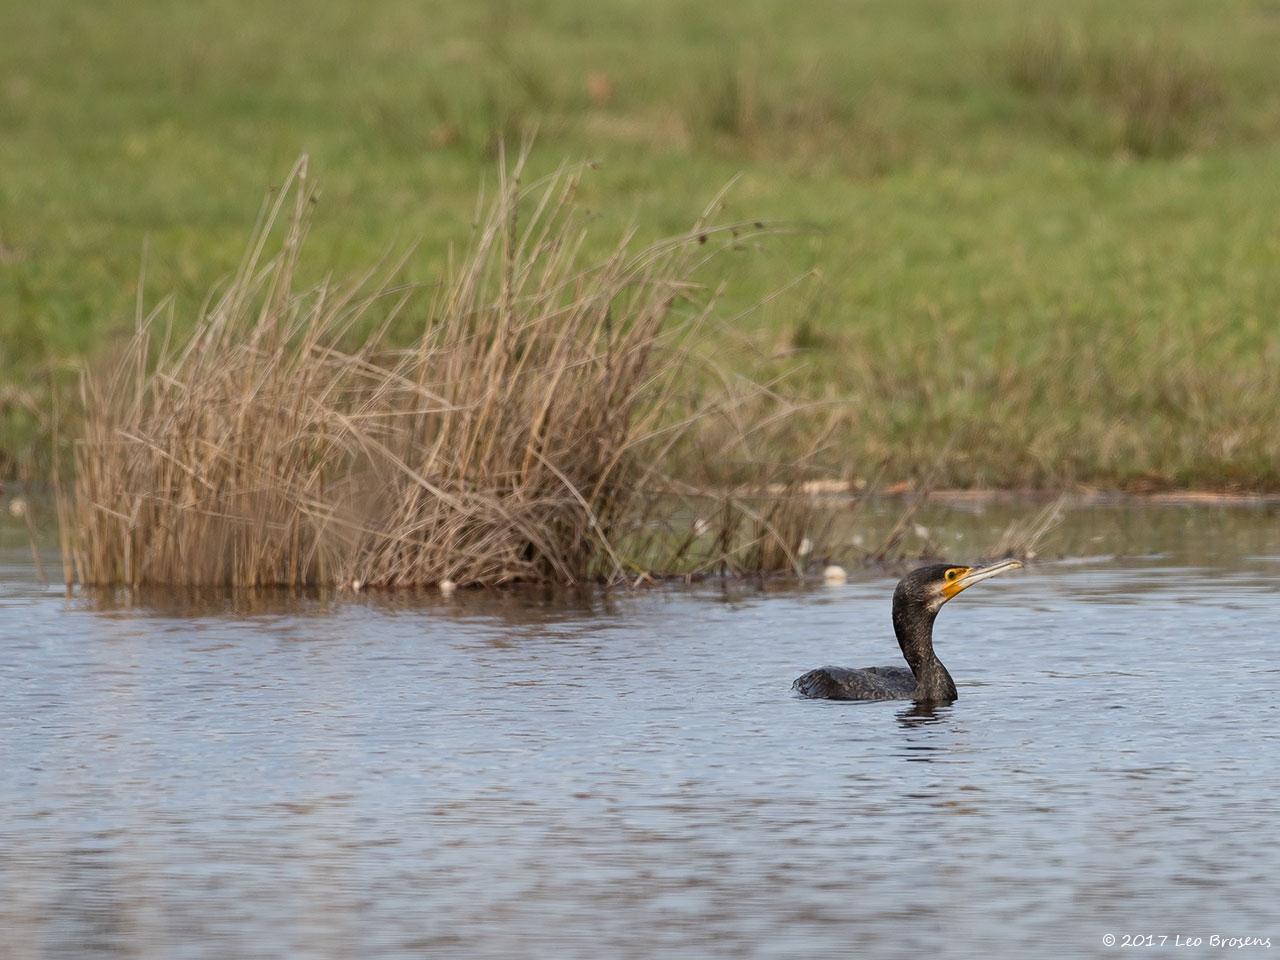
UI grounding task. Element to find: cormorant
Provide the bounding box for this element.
[792,559,1022,703]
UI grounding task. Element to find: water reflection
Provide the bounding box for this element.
[68,579,637,625]
[897,701,951,726]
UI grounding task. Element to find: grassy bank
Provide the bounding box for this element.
[5,0,1280,488]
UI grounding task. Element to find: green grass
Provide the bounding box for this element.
[4,0,1280,488]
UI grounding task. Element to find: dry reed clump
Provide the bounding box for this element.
[1004,22,1224,156]
[61,153,841,589]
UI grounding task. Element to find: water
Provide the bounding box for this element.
[2,502,1279,958]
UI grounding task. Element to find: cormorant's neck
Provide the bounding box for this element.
[892,598,957,702]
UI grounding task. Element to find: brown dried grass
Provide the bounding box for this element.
[60,152,838,589]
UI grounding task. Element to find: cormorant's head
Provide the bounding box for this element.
[894,559,1023,614]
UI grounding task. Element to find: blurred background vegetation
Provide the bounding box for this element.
[3,0,1280,489]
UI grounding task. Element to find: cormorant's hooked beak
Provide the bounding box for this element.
[941,558,1023,601]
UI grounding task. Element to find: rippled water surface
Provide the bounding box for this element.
[2,502,1279,958]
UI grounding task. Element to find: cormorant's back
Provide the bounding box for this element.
[792,665,916,701]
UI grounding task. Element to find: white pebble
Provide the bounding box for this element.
[8,497,27,518]
[823,564,847,585]
[439,579,457,596]
[351,579,363,592]
[692,517,710,537]
[798,537,813,557]
[913,524,930,540]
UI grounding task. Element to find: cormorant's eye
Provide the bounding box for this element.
[945,569,958,581]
